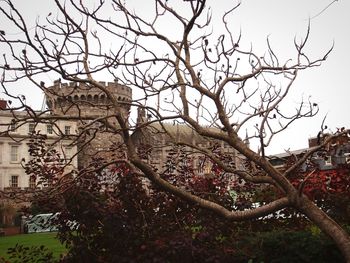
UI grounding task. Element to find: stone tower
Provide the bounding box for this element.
[45,79,132,168]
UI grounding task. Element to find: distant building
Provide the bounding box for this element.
[44,80,248,178]
[1,78,133,191]
[308,133,350,170]
[9,79,349,190]
[269,133,350,172]
[131,108,246,178]
[45,79,132,167]
[44,80,247,177]
[0,99,78,190]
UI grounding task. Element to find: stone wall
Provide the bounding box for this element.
[45,80,132,168]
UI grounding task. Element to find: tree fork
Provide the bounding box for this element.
[296,195,350,262]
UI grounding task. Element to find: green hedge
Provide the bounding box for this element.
[236,230,344,263]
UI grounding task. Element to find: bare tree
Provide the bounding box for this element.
[1,0,350,260]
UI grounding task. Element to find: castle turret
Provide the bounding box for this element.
[136,107,147,126]
[44,80,132,168]
[45,79,132,119]
[244,130,250,148]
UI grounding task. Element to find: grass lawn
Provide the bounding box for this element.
[0,232,66,260]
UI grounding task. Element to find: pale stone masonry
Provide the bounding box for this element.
[45,79,132,168]
[131,108,247,178]
[0,106,78,190]
[0,79,248,190]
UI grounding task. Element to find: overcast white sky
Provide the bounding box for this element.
[235,0,350,153]
[1,0,349,154]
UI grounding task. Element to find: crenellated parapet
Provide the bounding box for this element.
[44,79,132,169]
[45,79,132,118]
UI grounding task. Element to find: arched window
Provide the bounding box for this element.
[93,95,99,103]
[57,97,62,106]
[100,95,106,104]
[46,100,52,108]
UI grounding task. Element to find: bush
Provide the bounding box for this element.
[237,230,344,263]
[0,244,57,263]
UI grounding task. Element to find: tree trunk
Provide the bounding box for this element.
[298,196,350,262]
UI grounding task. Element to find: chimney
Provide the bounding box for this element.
[53,79,61,87]
[0,99,7,110]
[136,107,147,126]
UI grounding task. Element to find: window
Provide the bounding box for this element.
[10,175,18,188]
[29,176,36,189]
[197,158,206,174]
[64,126,71,135]
[47,124,53,135]
[325,156,332,166]
[28,123,35,133]
[64,147,72,160]
[204,162,212,175]
[9,122,16,132]
[10,145,19,162]
[198,162,204,174]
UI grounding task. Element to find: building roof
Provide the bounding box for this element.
[132,121,225,146]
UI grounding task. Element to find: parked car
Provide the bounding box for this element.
[23,213,58,234]
[23,213,78,234]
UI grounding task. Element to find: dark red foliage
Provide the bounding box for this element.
[287,165,350,223]
[24,141,241,262]
[290,168,350,200]
[22,138,349,261]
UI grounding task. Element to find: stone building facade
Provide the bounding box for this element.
[44,80,247,176]
[131,108,246,177]
[45,79,132,167]
[269,133,350,171]
[0,101,78,190]
[1,79,246,189]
